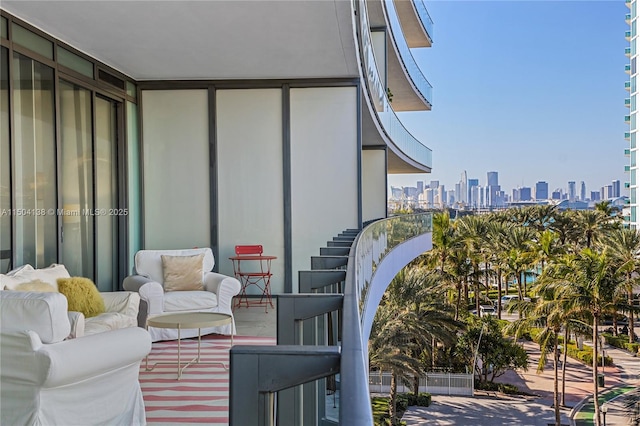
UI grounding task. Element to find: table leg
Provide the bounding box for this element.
[177,325,181,379]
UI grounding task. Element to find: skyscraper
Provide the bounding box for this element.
[460,170,468,205]
[467,178,479,206]
[612,179,621,198]
[487,171,499,187]
[568,181,576,201]
[580,181,586,201]
[535,181,548,200]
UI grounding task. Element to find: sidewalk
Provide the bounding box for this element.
[402,341,638,425]
[571,343,640,426]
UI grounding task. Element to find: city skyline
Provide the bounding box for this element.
[389,170,623,200]
[389,1,627,194]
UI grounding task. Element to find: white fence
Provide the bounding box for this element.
[369,372,474,396]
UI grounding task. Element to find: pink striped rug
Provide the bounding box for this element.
[139,334,276,425]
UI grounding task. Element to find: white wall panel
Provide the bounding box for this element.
[291,87,358,292]
[142,90,210,249]
[216,89,285,295]
[362,149,386,222]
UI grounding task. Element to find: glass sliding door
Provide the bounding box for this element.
[59,80,94,279]
[12,52,57,268]
[95,96,119,291]
[1,47,10,273]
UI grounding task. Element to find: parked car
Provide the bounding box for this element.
[476,305,497,317]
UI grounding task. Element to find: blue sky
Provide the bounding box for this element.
[389,0,628,196]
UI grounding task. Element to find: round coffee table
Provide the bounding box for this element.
[145,312,233,379]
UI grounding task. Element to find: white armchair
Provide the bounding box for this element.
[123,248,241,342]
[0,291,152,426]
[0,264,140,337]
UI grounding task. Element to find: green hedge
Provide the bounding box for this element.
[372,393,431,426]
[602,333,640,355]
[475,380,521,395]
[565,342,613,366]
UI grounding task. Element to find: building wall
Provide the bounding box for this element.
[216,88,285,294]
[362,149,387,222]
[630,0,638,227]
[290,86,359,291]
[141,89,211,249]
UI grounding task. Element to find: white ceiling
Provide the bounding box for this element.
[2,0,360,81]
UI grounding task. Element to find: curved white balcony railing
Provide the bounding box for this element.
[354,0,432,170]
[385,0,433,107]
[413,0,434,44]
[341,213,433,424]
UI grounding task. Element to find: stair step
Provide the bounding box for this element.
[299,270,347,291]
[311,255,348,270]
[320,247,350,256]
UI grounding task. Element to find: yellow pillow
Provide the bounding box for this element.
[57,277,105,318]
[161,254,204,292]
[12,279,57,292]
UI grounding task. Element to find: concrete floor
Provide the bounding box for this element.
[232,298,277,337]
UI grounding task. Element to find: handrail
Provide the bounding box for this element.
[352,0,432,170]
[412,0,434,43]
[340,213,433,424]
[385,0,433,106]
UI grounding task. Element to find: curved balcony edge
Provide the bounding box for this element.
[352,0,432,171]
[385,0,433,109]
[412,0,434,45]
[341,213,433,425]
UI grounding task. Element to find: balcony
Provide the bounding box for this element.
[626,97,632,107]
[626,165,632,172]
[626,30,632,41]
[385,0,433,110]
[357,0,432,171]
[626,115,632,124]
[627,13,632,23]
[626,182,631,188]
[626,148,632,156]
[626,131,631,140]
[393,0,433,48]
[626,47,632,57]
[626,81,632,91]
[627,0,632,9]
[626,64,632,74]
[229,213,433,425]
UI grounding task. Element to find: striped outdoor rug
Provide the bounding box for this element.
[139,334,276,425]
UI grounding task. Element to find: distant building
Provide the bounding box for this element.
[552,190,562,200]
[591,191,601,201]
[628,1,638,227]
[535,181,549,200]
[612,179,621,198]
[468,178,479,206]
[417,181,424,195]
[519,187,532,201]
[580,181,586,201]
[487,171,499,187]
[459,171,468,205]
[568,181,576,201]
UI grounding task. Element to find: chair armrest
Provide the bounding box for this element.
[39,327,152,388]
[204,272,241,311]
[67,311,85,339]
[100,291,140,319]
[123,274,154,292]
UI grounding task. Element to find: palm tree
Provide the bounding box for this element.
[385,267,462,395]
[574,209,610,250]
[498,224,536,318]
[541,249,621,426]
[369,305,428,426]
[457,215,492,314]
[603,227,640,343]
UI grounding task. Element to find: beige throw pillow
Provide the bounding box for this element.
[161,254,204,292]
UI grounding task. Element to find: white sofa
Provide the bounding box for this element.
[0,291,152,426]
[123,248,241,342]
[0,264,140,337]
